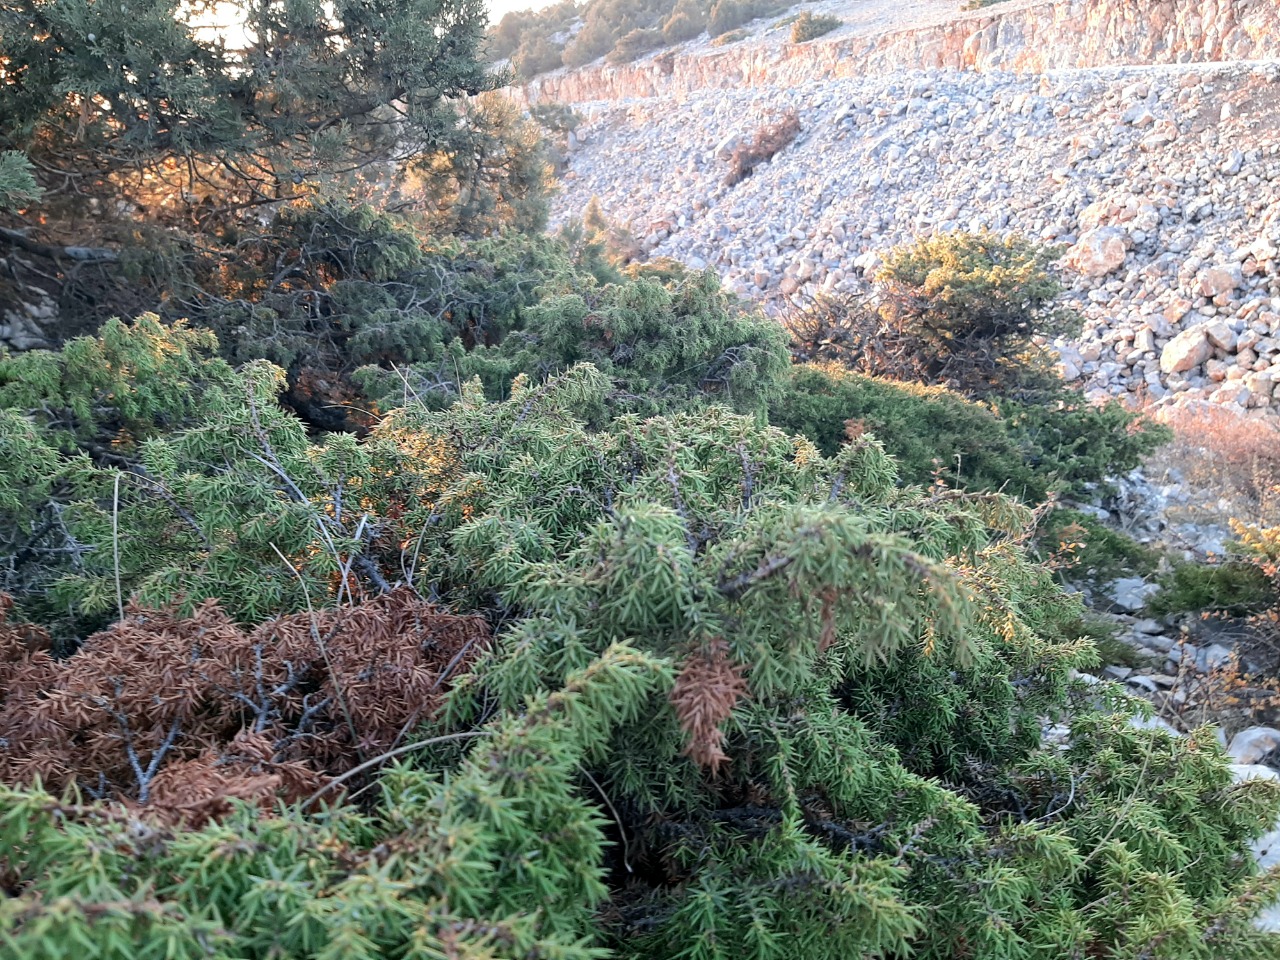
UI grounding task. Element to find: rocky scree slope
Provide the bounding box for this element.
[553,61,1280,414]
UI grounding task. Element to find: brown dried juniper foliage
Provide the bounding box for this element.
[724,112,802,187]
[0,589,488,823]
[669,637,749,774]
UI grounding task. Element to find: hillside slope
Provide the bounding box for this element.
[538,0,1280,414]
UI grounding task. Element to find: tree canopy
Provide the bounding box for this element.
[1,0,496,203]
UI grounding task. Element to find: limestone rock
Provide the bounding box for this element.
[1195,642,1235,673]
[1228,727,1280,765]
[1159,323,1213,374]
[1197,267,1239,299]
[1064,226,1128,277]
[1204,319,1237,351]
[714,133,741,161]
[1231,763,1280,783]
[1108,577,1158,613]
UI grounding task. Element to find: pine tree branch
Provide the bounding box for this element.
[716,554,795,599]
[304,730,493,806]
[0,226,118,263]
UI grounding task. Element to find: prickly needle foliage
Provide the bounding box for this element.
[0,316,245,619]
[2,333,1280,957]
[366,366,1280,958]
[0,151,40,212]
[0,645,668,960]
[0,314,234,451]
[0,320,468,627]
[366,266,791,421]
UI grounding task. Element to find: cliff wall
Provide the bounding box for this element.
[521,0,1280,105]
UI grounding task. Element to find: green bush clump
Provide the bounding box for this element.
[774,363,1049,498]
[786,231,1170,498]
[182,213,612,427]
[1148,561,1276,618]
[358,267,791,421]
[708,0,747,36]
[994,393,1171,497]
[790,9,841,41]
[607,27,666,62]
[773,363,1166,503]
[514,33,568,78]
[487,0,579,61]
[1036,507,1161,587]
[708,0,789,36]
[3,330,1280,957]
[789,231,1072,400]
[530,101,583,137]
[712,26,751,44]
[662,1,708,42]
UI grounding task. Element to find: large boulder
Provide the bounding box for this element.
[1197,267,1240,299]
[1063,226,1128,277]
[1160,323,1214,374]
[1228,727,1280,765]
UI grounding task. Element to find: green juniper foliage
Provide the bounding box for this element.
[1148,559,1277,619]
[0,151,40,212]
[773,363,1166,501]
[787,231,1075,401]
[6,0,1264,950]
[773,363,1051,498]
[789,10,841,42]
[358,264,790,419]
[2,327,1279,958]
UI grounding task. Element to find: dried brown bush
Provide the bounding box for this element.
[1146,637,1280,738]
[1147,402,1280,530]
[783,290,876,366]
[669,638,748,774]
[0,589,488,823]
[724,112,801,187]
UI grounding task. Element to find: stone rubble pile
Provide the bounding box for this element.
[553,60,1280,413]
[0,293,58,352]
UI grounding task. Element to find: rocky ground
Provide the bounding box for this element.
[553,59,1280,414]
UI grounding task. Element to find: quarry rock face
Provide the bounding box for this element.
[532,0,1280,414]
[519,0,1280,106]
